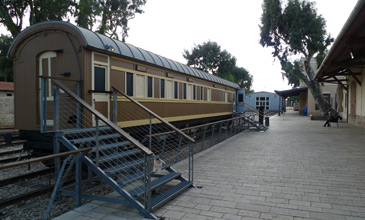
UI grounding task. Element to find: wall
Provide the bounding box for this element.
[0,96,14,127]
[245,92,281,112]
[306,83,338,116]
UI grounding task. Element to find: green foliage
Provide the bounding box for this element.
[0,34,13,81]
[76,0,146,41]
[0,0,73,38]
[183,41,236,77]
[260,0,333,62]
[0,0,146,82]
[281,61,302,87]
[260,0,334,113]
[184,41,253,93]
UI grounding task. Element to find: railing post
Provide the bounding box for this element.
[113,89,118,124]
[238,117,241,133]
[53,85,60,182]
[210,124,216,147]
[77,82,82,128]
[75,153,82,207]
[175,135,183,163]
[188,128,198,182]
[231,119,234,137]
[40,77,47,132]
[144,155,151,211]
[225,121,229,140]
[201,126,207,152]
[149,114,152,150]
[95,118,100,167]
[218,122,223,143]
[160,134,169,159]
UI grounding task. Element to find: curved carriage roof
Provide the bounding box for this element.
[8,21,240,89]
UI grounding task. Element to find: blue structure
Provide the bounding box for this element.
[245,91,283,112]
[236,89,245,113]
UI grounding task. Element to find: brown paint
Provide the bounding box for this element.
[154,78,160,98]
[94,53,108,63]
[350,81,356,118]
[110,69,125,92]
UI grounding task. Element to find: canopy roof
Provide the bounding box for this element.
[314,0,365,89]
[274,87,307,98]
[8,21,240,89]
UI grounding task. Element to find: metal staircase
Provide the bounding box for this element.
[241,103,268,131]
[244,116,268,131]
[41,79,195,219]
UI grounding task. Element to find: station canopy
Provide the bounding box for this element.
[274,87,308,99]
[314,0,365,90]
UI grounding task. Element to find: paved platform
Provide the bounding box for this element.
[55,111,365,220]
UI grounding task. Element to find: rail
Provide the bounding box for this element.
[0,148,91,219]
[0,148,90,170]
[52,79,153,156]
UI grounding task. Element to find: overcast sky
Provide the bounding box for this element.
[1,0,359,92]
[126,0,359,92]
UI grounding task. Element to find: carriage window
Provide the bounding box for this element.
[126,72,133,96]
[238,94,244,102]
[147,76,153,98]
[94,66,106,92]
[160,79,165,98]
[183,83,187,99]
[193,85,196,100]
[174,81,178,99]
[200,87,203,100]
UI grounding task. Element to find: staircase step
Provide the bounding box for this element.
[104,158,144,174]
[130,171,181,197]
[71,133,120,144]
[96,148,141,163]
[63,126,112,135]
[117,171,145,186]
[91,141,131,152]
[151,180,192,211]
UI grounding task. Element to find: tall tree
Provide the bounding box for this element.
[260,0,334,113]
[0,34,13,81]
[184,41,253,93]
[0,0,146,82]
[75,0,146,42]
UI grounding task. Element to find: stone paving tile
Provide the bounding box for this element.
[56,111,365,220]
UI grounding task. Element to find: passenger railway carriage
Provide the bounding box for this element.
[8,21,242,150]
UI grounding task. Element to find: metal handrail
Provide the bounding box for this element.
[112,87,195,143]
[148,115,245,138]
[243,103,266,117]
[52,80,153,156]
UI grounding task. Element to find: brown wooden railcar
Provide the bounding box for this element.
[8,21,239,138]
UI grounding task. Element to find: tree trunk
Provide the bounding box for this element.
[303,60,335,115]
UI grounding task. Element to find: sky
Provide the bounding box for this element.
[0,0,359,92]
[125,0,359,92]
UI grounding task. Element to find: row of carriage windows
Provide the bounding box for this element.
[124,72,227,101]
[94,67,230,102]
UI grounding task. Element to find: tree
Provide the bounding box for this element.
[183,41,253,93]
[75,0,146,41]
[0,0,146,40]
[260,0,334,113]
[0,0,146,82]
[0,34,13,81]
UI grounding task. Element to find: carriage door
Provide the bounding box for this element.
[236,89,245,113]
[92,65,110,123]
[39,51,57,127]
[350,81,356,118]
